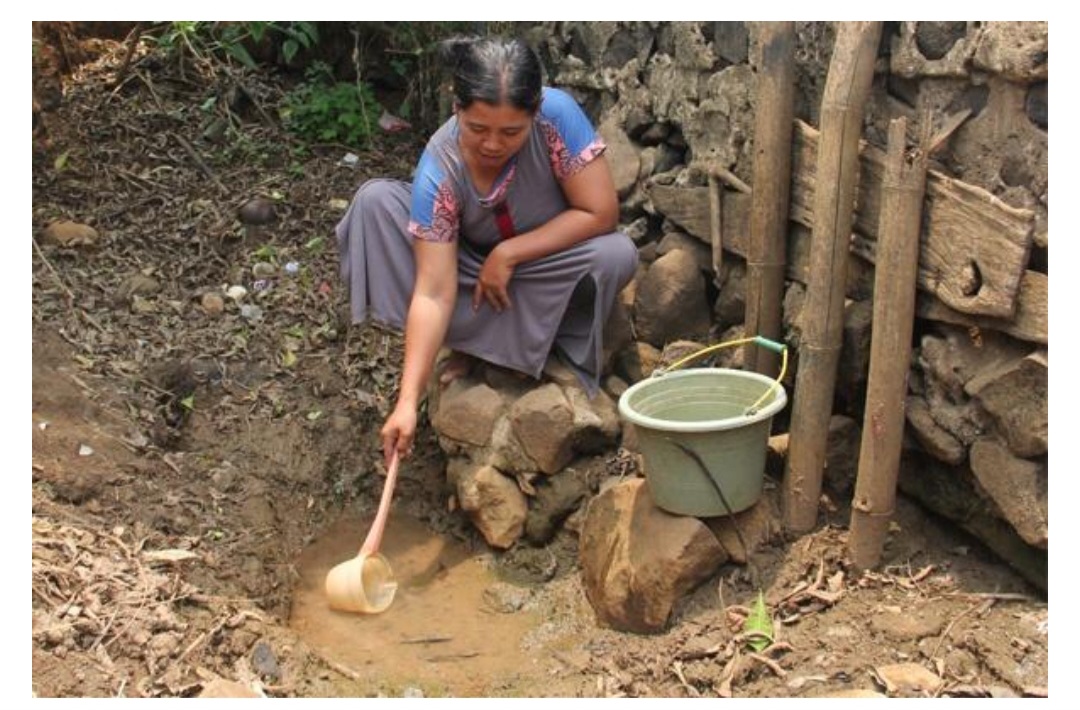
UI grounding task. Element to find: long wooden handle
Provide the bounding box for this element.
[359,451,400,556]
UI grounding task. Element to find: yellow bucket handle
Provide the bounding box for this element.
[652,335,789,415]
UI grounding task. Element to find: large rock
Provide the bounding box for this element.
[969,440,1048,549]
[565,387,620,454]
[602,290,635,374]
[713,257,746,329]
[614,341,661,384]
[711,22,749,65]
[634,249,711,347]
[972,21,1048,82]
[509,384,576,474]
[898,449,1046,591]
[431,381,506,447]
[825,415,861,495]
[457,464,528,549]
[915,328,1027,446]
[702,489,781,564]
[967,350,1047,458]
[656,231,712,274]
[915,21,969,60]
[838,299,874,408]
[905,396,966,465]
[580,478,728,633]
[890,21,976,78]
[599,119,641,199]
[525,465,592,545]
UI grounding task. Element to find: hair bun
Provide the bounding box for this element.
[437,36,478,70]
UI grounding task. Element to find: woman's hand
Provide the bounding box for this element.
[380,403,417,467]
[472,244,515,313]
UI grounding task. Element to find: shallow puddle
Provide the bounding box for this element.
[290,513,539,696]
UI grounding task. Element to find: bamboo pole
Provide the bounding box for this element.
[782,21,883,533]
[745,22,796,377]
[848,117,931,568]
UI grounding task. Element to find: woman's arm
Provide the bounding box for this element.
[381,239,458,463]
[472,155,618,312]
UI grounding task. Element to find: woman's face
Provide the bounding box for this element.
[456,101,534,172]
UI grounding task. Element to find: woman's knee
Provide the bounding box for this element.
[354,179,409,217]
[589,231,639,283]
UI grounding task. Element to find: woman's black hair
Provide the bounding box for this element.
[438,36,543,113]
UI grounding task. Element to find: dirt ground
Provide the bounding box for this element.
[31,35,1048,698]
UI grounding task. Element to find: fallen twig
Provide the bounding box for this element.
[111,22,146,89]
[177,612,232,662]
[400,635,453,645]
[670,660,701,697]
[945,591,1037,603]
[747,652,786,677]
[930,600,989,661]
[171,133,228,193]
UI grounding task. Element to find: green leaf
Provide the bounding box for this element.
[282,349,298,368]
[253,245,277,261]
[282,38,299,64]
[53,150,70,171]
[304,236,325,252]
[226,42,257,70]
[743,591,773,652]
[306,409,323,421]
[180,394,195,411]
[297,22,318,44]
[248,21,267,43]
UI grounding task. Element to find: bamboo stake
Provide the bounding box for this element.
[745,22,796,377]
[848,116,931,569]
[783,21,883,533]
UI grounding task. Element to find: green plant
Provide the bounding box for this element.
[149,21,318,71]
[281,62,382,147]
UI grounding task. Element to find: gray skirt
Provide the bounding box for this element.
[335,179,638,395]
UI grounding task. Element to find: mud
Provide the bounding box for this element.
[291,514,540,696]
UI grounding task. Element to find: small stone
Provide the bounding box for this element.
[873,662,944,695]
[329,198,350,211]
[240,304,263,322]
[483,582,532,613]
[251,641,280,681]
[116,274,162,302]
[238,198,276,226]
[78,444,94,457]
[131,295,157,313]
[252,262,276,278]
[198,678,261,698]
[41,220,99,247]
[225,285,248,301]
[201,292,225,317]
[402,687,424,699]
[604,375,629,398]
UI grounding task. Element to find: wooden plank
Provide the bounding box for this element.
[916,270,1047,344]
[647,151,1044,342]
[648,184,750,255]
[792,119,1034,318]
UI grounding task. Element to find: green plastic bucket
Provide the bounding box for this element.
[617,368,787,517]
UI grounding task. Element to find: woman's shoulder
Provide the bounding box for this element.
[415,118,464,187]
[538,86,587,122]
